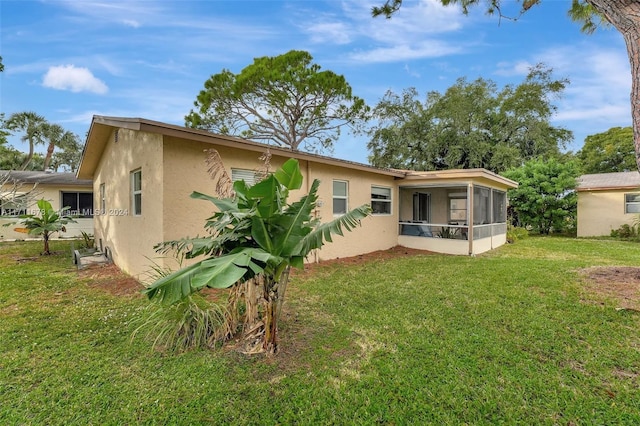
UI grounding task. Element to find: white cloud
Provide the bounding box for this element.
[42,65,108,94]
[350,41,463,63]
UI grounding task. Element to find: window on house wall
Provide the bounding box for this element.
[61,192,94,217]
[625,193,640,213]
[492,190,506,223]
[99,183,106,213]
[371,186,392,215]
[333,180,348,215]
[448,192,467,222]
[131,169,142,216]
[231,168,258,186]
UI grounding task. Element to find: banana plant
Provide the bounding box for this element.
[144,158,371,353]
[20,199,76,255]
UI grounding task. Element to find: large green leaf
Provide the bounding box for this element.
[274,158,303,190]
[191,191,238,212]
[145,248,278,305]
[271,179,319,257]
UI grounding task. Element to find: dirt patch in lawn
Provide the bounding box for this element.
[580,266,640,311]
[292,245,434,277]
[78,263,145,297]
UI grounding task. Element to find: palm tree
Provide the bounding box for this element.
[145,156,372,354]
[5,111,47,170]
[41,123,78,170]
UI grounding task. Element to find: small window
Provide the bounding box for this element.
[99,183,106,213]
[448,192,467,222]
[61,191,94,217]
[333,180,348,215]
[231,169,258,186]
[371,186,391,215]
[625,193,640,213]
[131,169,142,216]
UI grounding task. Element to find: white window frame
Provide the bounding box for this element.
[131,169,142,216]
[333,180,348,216]
[625,193,640,214]
[371,185,392,215]
[231,168,258,186]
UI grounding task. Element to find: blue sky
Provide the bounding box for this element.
[1,0,632,165]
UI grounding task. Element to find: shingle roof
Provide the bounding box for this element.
[0,170,92,186]
[577,171,640,191]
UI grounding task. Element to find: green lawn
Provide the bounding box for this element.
[1,237,639,425]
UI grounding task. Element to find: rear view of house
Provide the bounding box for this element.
[577,171,640,237]
[77,116,517,280]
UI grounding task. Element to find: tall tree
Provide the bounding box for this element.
[50,134,83,172]
[5,112,46,170]
[578,126,635,173]
[368,64,571,173]
[40,123,78,171]
[185,50,369,153]
[503,158,580,234]
[372,0,640,173]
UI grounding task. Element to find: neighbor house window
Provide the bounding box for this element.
[448,192,467,222]
[61,191,94,217]
[333,180,348,215]
[371,186,392,215]
[231,168,258,186]
[99,183,106,213]
[131,169,142,216]
[625,193,640,213]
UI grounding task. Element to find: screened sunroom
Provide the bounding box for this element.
[396,169,518,255]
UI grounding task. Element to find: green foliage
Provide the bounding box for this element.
[20,199,76,254]
[610,217,640,241]
[133,294,233,352]
[367,64,571,173]
[185,50,370,153]
[503,158,579,235]
[506,224,529,243]
[79,231,94,249]
[2,111,82,171]
[144,157,371,353]
[578,126,635,174]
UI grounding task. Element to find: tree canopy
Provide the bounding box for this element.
[372,0,640,173]
[503,158,580,235]
[578,126,635,174]
[185,50,369,153]
[2,112,82,172]
[367,64,571,173]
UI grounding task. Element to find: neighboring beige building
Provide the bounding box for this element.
[577,171,640,237]
[77,116,518,280]
[0,170,94,240]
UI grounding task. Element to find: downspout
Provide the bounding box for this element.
[467,183,473,256]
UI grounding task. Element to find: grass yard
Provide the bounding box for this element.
[1,237,639,425]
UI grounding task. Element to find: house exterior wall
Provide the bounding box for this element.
[160,136,398,268]
[577,189,639,237]
[0,183,93,240]
[92,128,164,280]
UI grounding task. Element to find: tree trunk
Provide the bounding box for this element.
[586,1,640,172]
[43,232,50,255]
[43,142,55,170]
[20,142,34,171]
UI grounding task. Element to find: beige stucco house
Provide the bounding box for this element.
[577,171,640,237]
[77,116,518,280]
[0,170,94,240]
